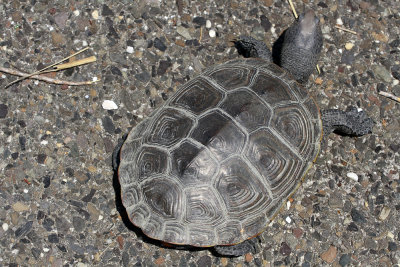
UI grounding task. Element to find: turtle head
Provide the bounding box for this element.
[296,10,322,51]
[280,9,323,84]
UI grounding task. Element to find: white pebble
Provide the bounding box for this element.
[40,140,48,145]
[126,46,134,54]
[347,172,359,182]
[286,200,291,210]
[2,223,9,231]
[379,206,391,221]
[387,232,395,239]
[336,18,343,25]
[285,216,292,224]
[73,10,80,17]
[102,100,118,110]
[393,79,399,85]
[98,215,104,220]
[43,248,50,252]
[23,189,28,193]
[91,10,99,20]
[92,77,98,82]
[206,20,212,29]
[82,40,88,47]
[209,29,216,38]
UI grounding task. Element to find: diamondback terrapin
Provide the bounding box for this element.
[116,10,373,256]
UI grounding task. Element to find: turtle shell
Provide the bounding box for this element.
[118,58,322,247]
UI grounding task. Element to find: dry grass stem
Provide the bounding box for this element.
[379,91,400,103]
[0,66,94,87]
[335,25,358,35]
[4,47,93,88]
[40,56,97,73]
[288,0,298,18]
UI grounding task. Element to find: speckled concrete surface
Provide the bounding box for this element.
[1,0,400,266]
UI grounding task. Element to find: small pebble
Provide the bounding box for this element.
[0,104,8,119]
[280,242,291,256]
[285,216,292,224]
[339,254,351,267]
[345,43,354,50]
[126,46,134,53]
[245,253,253,262]
[92,10,99,19]
[347,172,358,182]
[176,26,192,40]
[209,29,216,38]
[388,241,397,251]
[320,245,337,263]
[373,65,392,83]
[102,100,118,110]
[206,20,212,28]
[336,18,343,25]
[387,232,394,239]
[12,202,29,212]
[2,223,9,231]
[378,206,391,221]
[73,10,80,16]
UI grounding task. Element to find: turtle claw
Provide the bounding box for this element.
[321,106,374,137]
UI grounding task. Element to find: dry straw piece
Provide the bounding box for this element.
[2,47,96,89]
[379,91,400,103]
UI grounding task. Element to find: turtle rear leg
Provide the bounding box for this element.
[234,36,272,62]
[214,238,257,257]
[321,106,374,137]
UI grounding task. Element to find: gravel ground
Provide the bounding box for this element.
[1,0,400,266]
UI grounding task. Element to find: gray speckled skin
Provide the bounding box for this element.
[321,107,374,137]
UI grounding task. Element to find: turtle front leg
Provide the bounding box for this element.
[214,238,257,257]
[234,36,272,62]
[321,106,374,137]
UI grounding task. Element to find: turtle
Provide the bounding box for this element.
[115,10,373,256]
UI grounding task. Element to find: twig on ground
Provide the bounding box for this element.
[335,25,358,35]
[288,0,298,18]
[3,47,94,88]
[0,66,94,87]
[379,91,400,103]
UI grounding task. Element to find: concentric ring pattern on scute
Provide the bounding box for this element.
[118,58,322,247]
